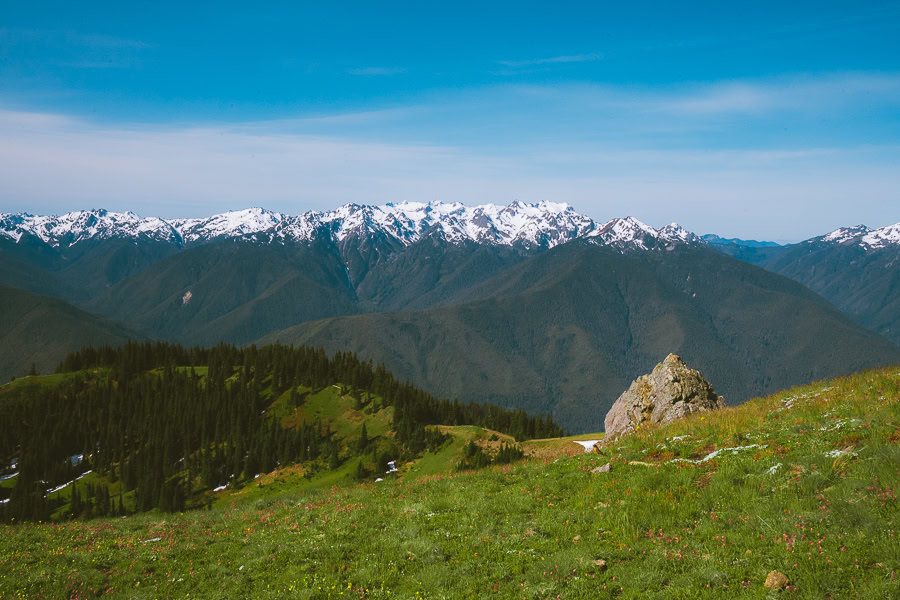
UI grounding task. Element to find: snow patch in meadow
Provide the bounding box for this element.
[45,470,92,496]
[213,485,227,492]
[670,444,766,465]
[825,448,857,458]
[573,440,600,453]
[820,418,861,432]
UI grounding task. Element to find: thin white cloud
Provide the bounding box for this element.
[493,73,900,122]
[0,27,153,70]
[62,31,153,49]
[496,53,603,68]
[661,73,900,115]
[0,27,152,49]
[0,105,898,241]
[347,67,406,76]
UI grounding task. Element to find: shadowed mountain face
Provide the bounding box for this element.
[760,244,900,345]
[712,227,900,346]
[2,204,899,430]
[0,286,145,380]
[83,240,362,346]
[259,243,900,433]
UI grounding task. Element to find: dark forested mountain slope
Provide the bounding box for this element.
[0,235,181,305]
[84,239,361,345]
[711,224,900,345]
[261,243,900,433]
[352,237,533,311]
[0,286,144,380]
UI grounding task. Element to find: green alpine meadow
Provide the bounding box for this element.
[3,2,900,598]
[1,345,898,599]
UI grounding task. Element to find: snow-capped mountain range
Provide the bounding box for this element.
[2,200,897,252]
[0,201,699,251]
[819,223,900,250]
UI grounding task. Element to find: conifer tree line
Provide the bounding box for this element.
[0,341,563,522]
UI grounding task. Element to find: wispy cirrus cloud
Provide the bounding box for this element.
[0,27,154,69]
[496,53,603,68]
[0,95,898,241]
[663,73,900,115]
[347,66,407,76]
[62,31,153,49]
[0,27,153,49]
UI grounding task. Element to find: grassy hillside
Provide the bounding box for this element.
[2,366,898,598]
[0,371,397,517]
[261,243,900,433]
[0,342,558,523]
[0,286,143,382]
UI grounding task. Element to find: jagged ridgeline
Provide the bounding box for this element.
[0,341,562,522]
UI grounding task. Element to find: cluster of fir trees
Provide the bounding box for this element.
[1,341,562,522]
[68,482,126,520]
[60,342,563,442]
[455,440,526,471]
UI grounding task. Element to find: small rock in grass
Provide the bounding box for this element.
[764,570,789,590]
[592,463,611,473]
[592,559,608,571]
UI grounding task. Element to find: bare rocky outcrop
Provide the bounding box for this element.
[603,354,724,440]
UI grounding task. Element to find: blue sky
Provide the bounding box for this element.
[1,0,899,241]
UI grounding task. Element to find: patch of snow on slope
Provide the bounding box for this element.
[172,207,284,243]
[45,470,93,496]
[573,440,600,453]
[589,216,660,249]
[658,222,699,244]
[821,225,870,244]
[861,223,900,249]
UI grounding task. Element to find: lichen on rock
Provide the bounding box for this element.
[603,353,724,440]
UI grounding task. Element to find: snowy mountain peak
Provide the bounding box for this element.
[821,225,870,244]
[657,222,700,244]
[589,216,658,249]
[171,208,285,244]
[0,201,703,252]
[0,208,179,246]
[818,223,900,250]
[860,223,900,249]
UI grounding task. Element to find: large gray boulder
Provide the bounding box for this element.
[604,354,724,440]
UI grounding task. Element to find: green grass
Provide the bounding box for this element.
[202,385,397,506]
[2,367,899,599]
[175,365,208,378]
[0,369,106,393]
[403,426,494,480]
[271,385,393,446]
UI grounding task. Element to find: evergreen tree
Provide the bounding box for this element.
[357,424,368,452]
